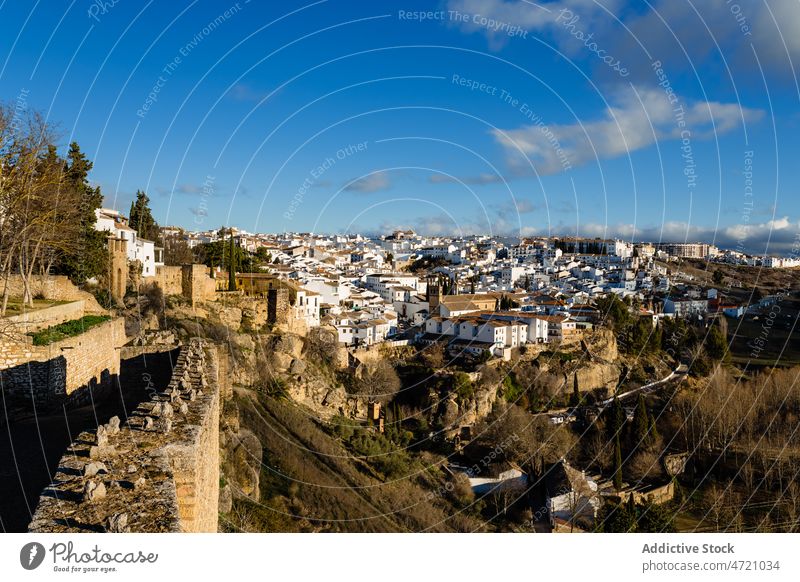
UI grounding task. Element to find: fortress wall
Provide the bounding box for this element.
[28,339,223,533]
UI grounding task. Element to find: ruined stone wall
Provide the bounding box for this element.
[108,237,128,303]
[148,265,183,296]
[29,339,224,533]
[182,264,216,306]
[1,318,126,406]
[613,480,675,506]
[3,300,85,334]
[4,274,105,313]
[267,287,289,325]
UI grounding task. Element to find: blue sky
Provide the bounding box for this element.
[1,0,799,253]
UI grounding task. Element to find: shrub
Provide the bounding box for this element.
[142,284,165,317]
[92,288,113,308]
[305,327,338,367]
[453,372,474,402]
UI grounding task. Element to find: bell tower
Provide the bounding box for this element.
[426,274,443,310]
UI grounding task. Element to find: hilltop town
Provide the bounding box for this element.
[2,101,800,535]
[3,180,800,533]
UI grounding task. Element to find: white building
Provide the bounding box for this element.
[95,208,162,278]
[294,289,321,328]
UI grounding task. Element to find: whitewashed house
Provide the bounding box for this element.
[95,208,162,278]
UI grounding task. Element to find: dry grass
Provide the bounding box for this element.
[229,391,488,532]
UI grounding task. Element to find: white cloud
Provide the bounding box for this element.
[544,216,800,255]
[492,86,763,174]
[448,0,800,78]
[379,212,799,255]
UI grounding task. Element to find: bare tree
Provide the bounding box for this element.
[353,360,401,403]
[0,105,79,313]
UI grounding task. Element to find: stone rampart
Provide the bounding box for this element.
[1,317,127,406]
[28,339,222,533]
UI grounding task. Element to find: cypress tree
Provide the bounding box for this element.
[228,233,236,291]
[129,190,157,240]
[632,393,649,450]
[605,396,625,442]
[613,435,623,490]
[648,414,660,446]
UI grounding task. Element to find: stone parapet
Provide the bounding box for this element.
[28,339,221,533]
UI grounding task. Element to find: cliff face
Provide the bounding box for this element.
[219,392,487,532]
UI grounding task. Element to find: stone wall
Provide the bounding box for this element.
[3,274,105,313]
[149,265,183,296]
[142,264,216,306]
[28,339,224,533]
[108,236,128,303]
[181,264,216,307]
[267,287,289,325]
[1,317,127,406]
[612,480,676,506]
[3,300,85,334]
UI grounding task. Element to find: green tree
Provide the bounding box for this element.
[499,294,519,310]
[705,322,729,362]
[613,435,624,490]
[253,247,272,268]
[128,190,158,241]
[712,269,724,285]
[596,294,632,332]
[53,142,108,284]
[196,240,252,272]
[596,501,636,532]
[631,394,650,451]
[636,501,675,532]
[228,233,237,290]
[647,414,660,447]
[604,397,626,442]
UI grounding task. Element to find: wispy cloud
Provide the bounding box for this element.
[226,83,276,102]
[447,0,800,79]
[344,171,391,193]
[428,173,506,185]
[156,183,203,197]
[494,197,539,220]
[492,86,763,174]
